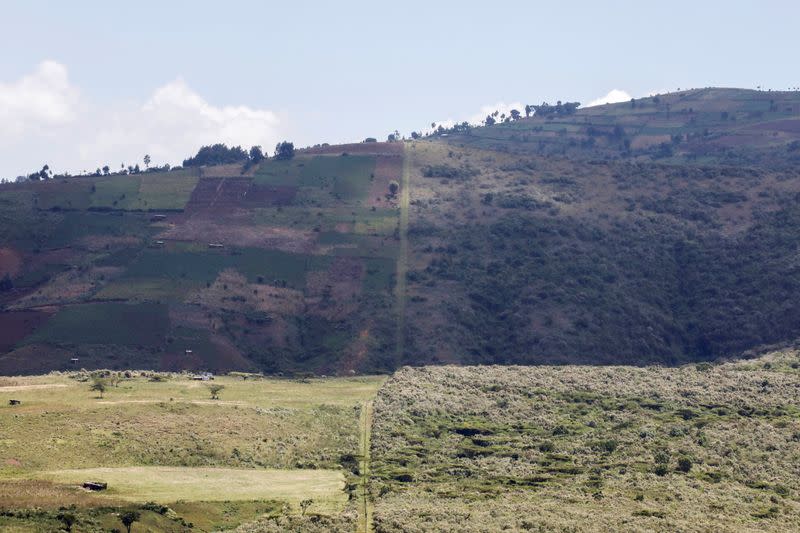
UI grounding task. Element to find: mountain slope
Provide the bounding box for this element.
[2,89,800,373]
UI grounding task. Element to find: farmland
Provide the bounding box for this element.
[0,144,403,375]
[3,89,800,376]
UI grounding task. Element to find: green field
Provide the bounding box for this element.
[255,155,375,202]
[24,302,169,347]
[122,247,330,289]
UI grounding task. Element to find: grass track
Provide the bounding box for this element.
[357,401,374,533]
[30,466,346,510]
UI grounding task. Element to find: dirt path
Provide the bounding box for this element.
[357,400,374,533]
[0,383,67,392]
[394,144,411,364]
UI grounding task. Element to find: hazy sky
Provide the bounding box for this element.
[1,0,798,177]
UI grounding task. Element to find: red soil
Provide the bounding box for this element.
[0,310,53,352]
[0,248,22,278]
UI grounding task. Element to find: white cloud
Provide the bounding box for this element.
[0,60,81,137]
[584,89,632,108]
[0,62,285,177]
[81,79,283,169]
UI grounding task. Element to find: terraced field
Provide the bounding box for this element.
[0,144,404,375]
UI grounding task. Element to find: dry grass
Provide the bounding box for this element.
[370,350,800,532]
[30,466,346,511]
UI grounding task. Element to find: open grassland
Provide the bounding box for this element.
[370,350,800,532]
[31,466,345,510]
[0,373,385,531]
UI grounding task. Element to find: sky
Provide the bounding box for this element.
[1,0,798,178]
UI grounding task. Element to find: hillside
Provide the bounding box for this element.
[2,88,800,374]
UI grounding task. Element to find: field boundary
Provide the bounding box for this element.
[357,400,374,533]
[394,144,411,364]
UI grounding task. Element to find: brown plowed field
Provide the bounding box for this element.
[185,177,253,212]
[0,310,54,351]
[0,248,22,278]
[303,142,404,156]
[243,185,298,207]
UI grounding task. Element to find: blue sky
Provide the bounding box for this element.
[1,0,798,177]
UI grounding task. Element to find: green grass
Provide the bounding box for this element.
[133,170,198,210]
[255,155,376,202]
[89,176,141,209]
[123,248,330,289]
[44,211,155,248]
[23,302,168,346]
[94,277,201,302]
[0,373,384,529]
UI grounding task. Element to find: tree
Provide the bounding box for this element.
[484,115,496,126]
[249,145,264,163]
[525,104,532,118]
[274,141,295,161]
[143,154,151,169]
[102,165,110,175]
[410,131,420,140]
[183,144,249,167]
[677,457,693,473]
[510,109,521,121]
[119,511,140,533]
[388,180,400,197]
[300,499,313,516]
[57,512,77,532]
[90,378,107,398]
[207,384,225,400]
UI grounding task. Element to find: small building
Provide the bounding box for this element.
[70,357,79,365]
[191,372,214,381]
[150,214,167,221]
[208,243,224,248]
[185,349,193,356]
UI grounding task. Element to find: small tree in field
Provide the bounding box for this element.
[90,378,108,398]
[207,384,225,400]
[57,512,76,532]
[300,499,313,516]
[388,180,400,197]
[119,510,140,533]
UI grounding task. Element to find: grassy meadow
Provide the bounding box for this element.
[0,372,384,532]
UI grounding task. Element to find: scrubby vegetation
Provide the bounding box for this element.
[370,350,800,532]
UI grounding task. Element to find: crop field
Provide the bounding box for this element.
[0,373,384,532]
[369,350,800,532]
[255,155,376,203]
[0,144,406,375]
[23,302,169,347]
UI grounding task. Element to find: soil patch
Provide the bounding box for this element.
[0,248,22,278]
[0,311,53,352]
